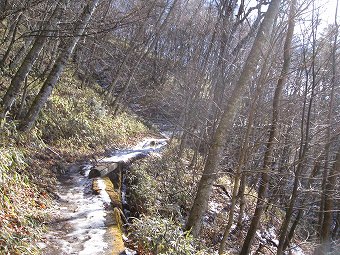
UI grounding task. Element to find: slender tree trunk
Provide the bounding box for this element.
[0,0,65,118]
[277,3,319,253]
[319,3,338,253]
[316,149,340,254]
[219,45,272,254]
[41,35,61,78]
[19,0,100,131]
[2,12,18,43]
[240,1,296,253]
[236,171,246,226]
[272,1,297,253]
[104,0,159,99]
[9,36,34,70]
[0,0,7,16]
[184,0,281,237]
[0,13,22,69]
[110,0,179,112]
[332,212,339,240]
[16,76,29,118]
[283,154,323,250]
[283,210,302,249]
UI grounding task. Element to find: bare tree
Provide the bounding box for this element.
[19,0,100,130]
[185,0,282,237]
[318,1,339,253]
[0,0,67,119]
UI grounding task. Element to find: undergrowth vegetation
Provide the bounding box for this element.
[126,142,275,254]
[127,144,201,217]
[0,68,150,254]
[131,215,209,255]
[126,144,209,254]
[35,70,149,153]
[0,146,48,255]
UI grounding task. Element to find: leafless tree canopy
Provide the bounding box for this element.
[0,0,339,254]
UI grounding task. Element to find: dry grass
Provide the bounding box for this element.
[0,68,151,254]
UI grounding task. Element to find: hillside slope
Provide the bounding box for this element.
[0,69,152,254]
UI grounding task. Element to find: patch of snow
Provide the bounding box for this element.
[160,131,173,138]
[36,242,47,249]
[121,174,127,205]
[42,138,168,254]
[256,230,264,241]
[290,245,306,255]
[42,167,112,254]
[100,138,167,163]
[101,151,143,163]
[97,179,112,204]
[133,138,168,150]
[209,201,222,213]
[79,228,107,255]
[243,214,250,221]
[268,227,279,246]
[124,247,137,255]
[122,234,129,241]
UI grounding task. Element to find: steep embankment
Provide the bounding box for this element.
[0,69,154,254]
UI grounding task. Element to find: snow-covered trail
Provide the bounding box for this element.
[39,137,167,255]
[100,138,168,164]
[39,165,114,255]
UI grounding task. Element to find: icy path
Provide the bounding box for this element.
[40,137,167,255]
[100,138,167,164]
[39,165,114,255]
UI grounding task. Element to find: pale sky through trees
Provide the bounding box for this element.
[246,0,339,28]
[316,0,339,28]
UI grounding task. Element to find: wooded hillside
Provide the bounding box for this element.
[0,0,339,254]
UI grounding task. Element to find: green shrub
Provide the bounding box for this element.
[131,215,207,255]
[128,144,201,218]
[129,161,159,212]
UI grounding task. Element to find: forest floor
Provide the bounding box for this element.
[38,137,168,255]
[0,69,155,254]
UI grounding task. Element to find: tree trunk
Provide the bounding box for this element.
[272,0,297,254]
[110,0,178,113]
[19,0,100,131]
[219,43,272,254]
[240,0,296,253]
[185,0,281,237]
[318,149,340,254]
[319,2,338,252]
[283,155,323,250]
[0,0,65,119]
[104,0,159,99]
[9,36,34,70]
[276,3,318,253]
[0,13,22,69]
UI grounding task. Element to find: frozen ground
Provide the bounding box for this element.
[39,138,167,254]
[39,165,114,255]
